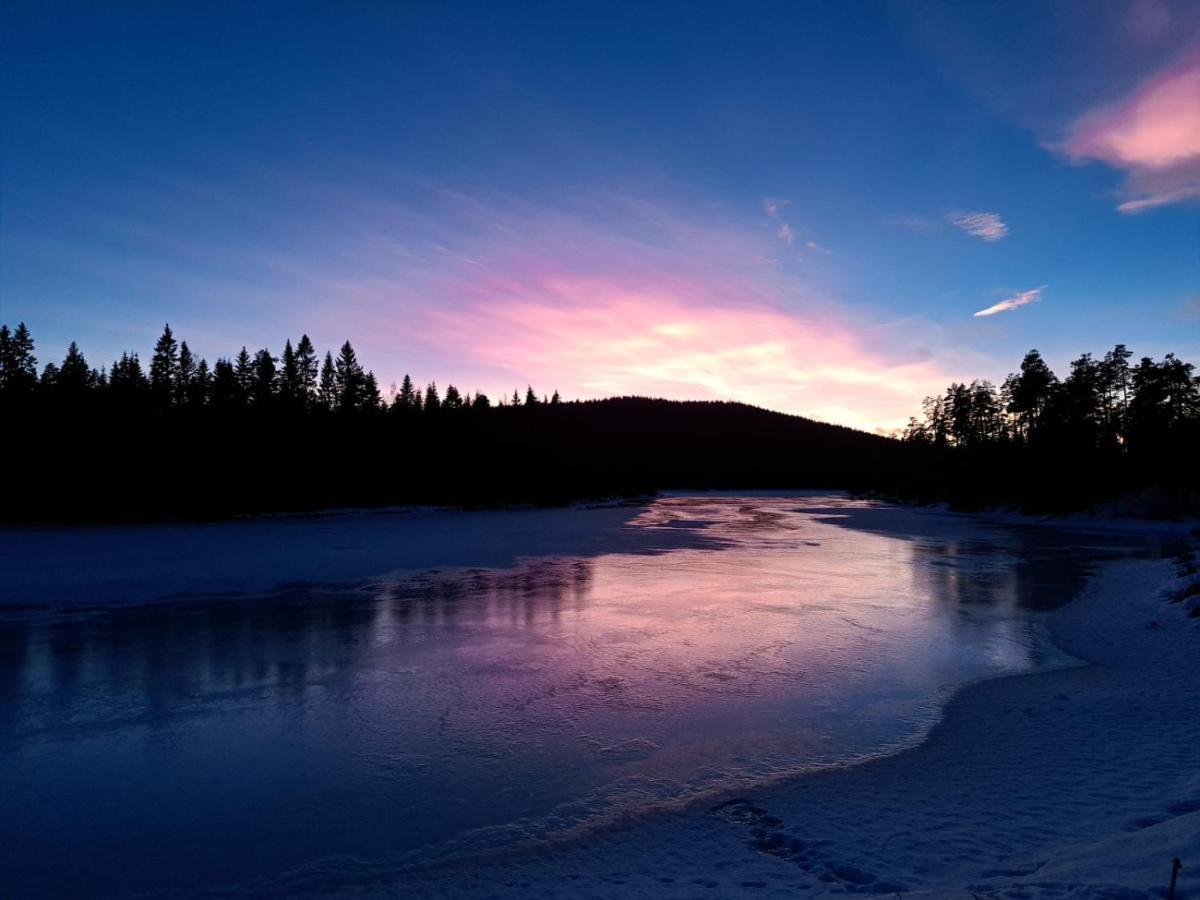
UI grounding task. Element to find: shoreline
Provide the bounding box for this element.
[339,551,1199,898]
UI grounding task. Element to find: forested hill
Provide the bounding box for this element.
[2,393,914,523]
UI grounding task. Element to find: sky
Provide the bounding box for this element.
[2,0,1197,432]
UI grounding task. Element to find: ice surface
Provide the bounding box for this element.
[0,496,1185,897]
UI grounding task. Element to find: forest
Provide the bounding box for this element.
[1,323,1196,522]
[898,345,1199,513]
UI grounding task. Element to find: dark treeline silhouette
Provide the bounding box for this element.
[2,324,1196,521]
[899,346,1199,513]
[1,323,916,523]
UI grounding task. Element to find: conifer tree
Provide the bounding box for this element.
[190,358,211,407]
[423,382,441,413]
[149,324,180,408]
[296,335,318,407]
[362,371,383,411]
[334,341,364,411]
[234,347,254,402]
[177,341,197,406]
[443,384,463,409]
[251,349,277,406]
[395,374,418,411]
[58,342,92,394]
[210,358,239,407]
[317,351,336,410]
[0,322,39,391]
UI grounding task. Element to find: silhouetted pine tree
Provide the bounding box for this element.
[177,341,197,406]
[362,371,383,411]
[317,352,336,410]
[234,348,254,402]
[58,342,92,395]
[149,324,180,409]
[423,382,441,413]
[443,384,463,409]
[296,335,318,407]
[334,341,364,412]
[210,358,239,408]
[279,339,302,406]
[190,358,211,407]
[251,349,278,406]
[0,323,39,392]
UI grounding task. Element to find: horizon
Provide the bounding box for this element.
[3,1,1198,433]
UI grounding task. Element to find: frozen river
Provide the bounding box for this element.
[0,495,1164,897]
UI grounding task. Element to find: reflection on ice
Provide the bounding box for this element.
[0,496,1163,897]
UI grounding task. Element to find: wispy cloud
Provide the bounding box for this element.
[804,240,831,256]
[763,197,790,219]
[777,223,795,244]
[947,211,1009,242]
[1060,53,1200,213]
[973,286,1044,317]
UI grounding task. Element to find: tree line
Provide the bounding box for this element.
[899,345,1199,513]
[1,322,1195,521]
[0,322,561,415]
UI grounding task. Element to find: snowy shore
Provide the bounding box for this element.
[335,552,1200,899]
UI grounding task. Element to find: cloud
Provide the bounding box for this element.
[420,273,963,432]
[947,211,1009,242]
[973,286,1044,318]
[763,197,790,219]
[804,240,831,256]
[1061,54,1200,212]
[777,223,795,244]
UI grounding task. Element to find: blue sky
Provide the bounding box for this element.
[2,0,1197,429]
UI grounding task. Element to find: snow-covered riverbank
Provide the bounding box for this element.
[342,553,1200,899]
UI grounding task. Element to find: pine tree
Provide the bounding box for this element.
[59,342,92,394]
[149,324,180,408]
[296,335,318,407]
[525,386,539,406]
[394,374,418,412]
[210,358,239,407]
[279,339,301,405]
[234,347,254,402]
[362,371,383,411]
[334,341,364,411]
[190,358,211,407]
[443,384,463,409]
[251,349,277,406]
[177,341,197,406]
[423,382,441,413]
[1,322,39,391]
[317,351,336,410]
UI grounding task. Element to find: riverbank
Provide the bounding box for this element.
[333,553,1199,898]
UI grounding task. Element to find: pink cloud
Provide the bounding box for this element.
[1062,54,1200,212]
[973,286,1044,318]
[276,189,983,432]
[415,271,965,432]
[947,211,1008,242]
